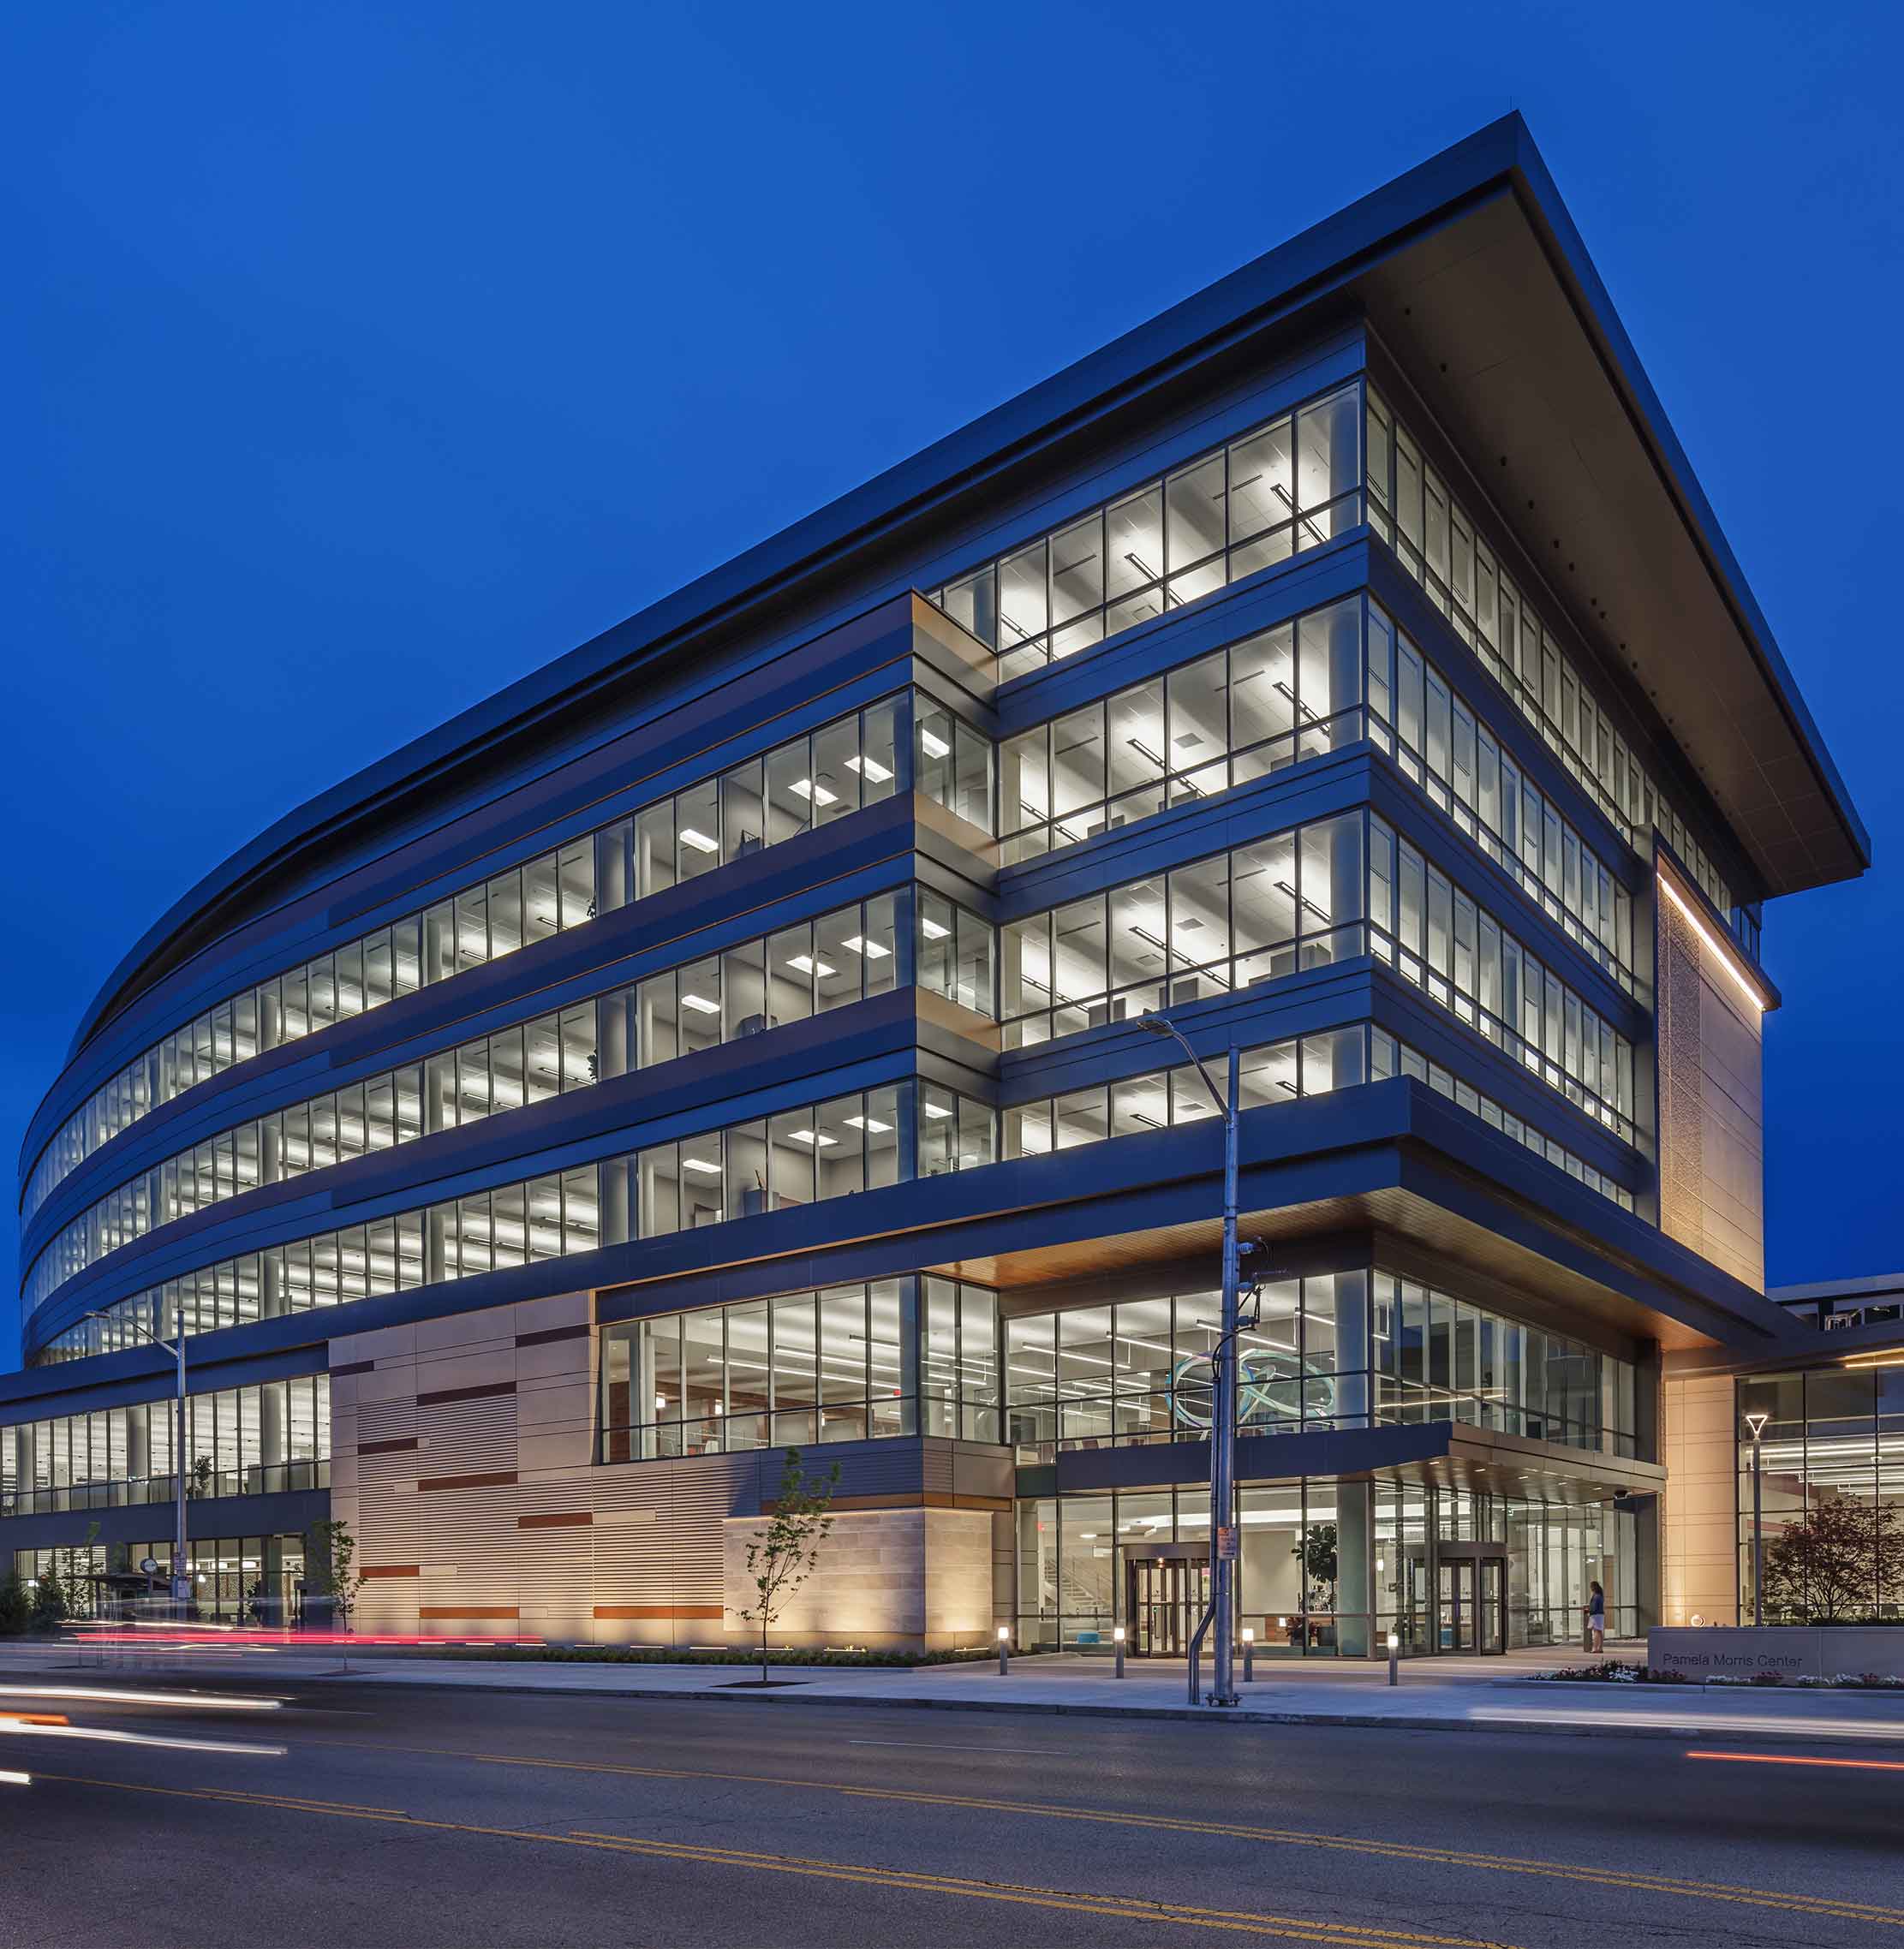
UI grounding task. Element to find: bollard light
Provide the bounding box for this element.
[997,1624,1010,1676]
[1113,1624,1126,1680]
[1387,1630,1400,1688]
[1241,1626,1255,1684]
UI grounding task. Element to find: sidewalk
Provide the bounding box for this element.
[9,1641,1904,1745]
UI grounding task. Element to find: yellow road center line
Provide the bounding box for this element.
[293,1736,1904,1925]
[21,1770,1507,1947]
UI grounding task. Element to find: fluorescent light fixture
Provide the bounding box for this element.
[679,992,720,1015]
[847,755,892,783]
[845,1115,892,1133]
[655,1394,668,1410]
[682,1159,722,1177]
[919,919,950,941]
[787,1129,839,1147]
[679,827,719,855]
[791,778,838,807]
[922,1103,952,1120]
[786,955,836,976]
[843,935,890,958]
[919,730,950,759]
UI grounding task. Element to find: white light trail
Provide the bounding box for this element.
[0,1686,281,1712]
[0,1720,284,1757]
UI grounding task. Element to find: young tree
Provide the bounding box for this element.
[30,1565,68,1635]
[0,1565,31,1636]
[1762,1495,1904,1623]
[304,1518,362,1634]
[50,1522,101,1624]
[736,1448,839,1684]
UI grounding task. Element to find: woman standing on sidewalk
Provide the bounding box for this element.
[1585,1581,1606,1654]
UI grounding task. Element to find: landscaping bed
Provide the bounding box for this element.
[1536,1659,1904,1690]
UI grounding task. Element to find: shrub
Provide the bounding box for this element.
[1533,1660,1686,1684]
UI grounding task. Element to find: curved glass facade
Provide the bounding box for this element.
[23,889,905,1316]
[22,694,906,1228]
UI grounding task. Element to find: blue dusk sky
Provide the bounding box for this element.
[4,1,1901,1367]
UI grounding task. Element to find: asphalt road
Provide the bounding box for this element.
[3,1678,1903,1948]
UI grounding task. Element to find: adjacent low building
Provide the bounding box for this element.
[4,116,1882,1655]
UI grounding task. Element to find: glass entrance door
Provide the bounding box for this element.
[1477,1555,1504,1653]
[1437,1556,1506,1652]
[1437,1559,1475,1650]
[1126,1556,1210,1655]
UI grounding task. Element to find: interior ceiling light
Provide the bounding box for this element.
[919,919,950,941]
[844,1116,892,1133]
[845,755,892,783]
[843,935,889,958]
[679,993,720,1015]
[787,955,836,976]
[791,778,838,807]
[679,827,719,855]
[919,730,951,759]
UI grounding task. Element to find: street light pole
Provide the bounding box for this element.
[1139,1014,1241,1709]
[1744,1410,1769,1627]
[88,1309,188,1612]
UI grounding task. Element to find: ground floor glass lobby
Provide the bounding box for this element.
[1015,1479,1637,1656]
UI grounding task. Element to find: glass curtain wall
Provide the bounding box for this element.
[1372,1274,1638,1456]
[997,598,1364,861]
[31,892,903,1318]
[993,593,1635,994]
[1000,1275,1636,1463]
[993,813,1632,1142]
[597,1277,1000,1461]
[39,1165,600,1365]
[1,1374,331,1518]
[1364,384,1756,956]
[1366,815,1632,1139]
[925,1024,1631,1210]
[1736,1366,1904,1623]
[9,1533,310,1626]
[600,1087,902,1243]
[27,696,907,1226]
[933,382,1362,681]
[1377,1485,1638,1651]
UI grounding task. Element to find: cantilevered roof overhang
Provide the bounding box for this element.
[66,113,1865,1067]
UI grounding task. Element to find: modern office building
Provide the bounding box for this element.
[3,116,1879,1655]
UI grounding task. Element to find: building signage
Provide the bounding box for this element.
[1648,1626,1904,1683]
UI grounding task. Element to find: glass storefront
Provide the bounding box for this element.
[1736,1366,1904,1623]
[1016,1478,1635,1655]
[12,1532,308,1624]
